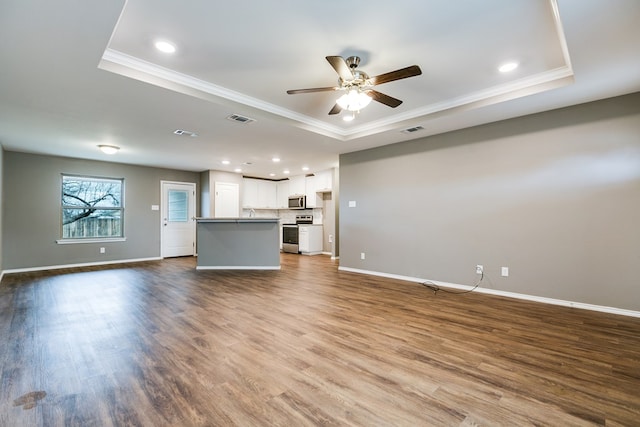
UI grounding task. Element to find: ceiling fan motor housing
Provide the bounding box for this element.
[346,56,361,69]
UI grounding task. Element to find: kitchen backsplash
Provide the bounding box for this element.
[242,208,323,224]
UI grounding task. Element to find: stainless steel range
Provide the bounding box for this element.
[282,215,313,254]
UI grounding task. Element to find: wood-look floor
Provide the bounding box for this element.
[1,254,639,426]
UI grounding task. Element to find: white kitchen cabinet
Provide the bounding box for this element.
[243,178,277,209]
[298,225,323,255]
[289,175,305,196]
[257,180,277,209]
[242,178,259,208]
[276,180,290,209]
[305,175,317,208]
[314,169,332,192]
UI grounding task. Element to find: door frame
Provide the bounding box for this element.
[160,180,197,258]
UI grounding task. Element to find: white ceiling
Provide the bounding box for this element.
[1,0,639,179]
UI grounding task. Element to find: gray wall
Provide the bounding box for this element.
[3,152,199,270]
[0,146,3,272]
[339,92,640,311]
[199,170,243,217]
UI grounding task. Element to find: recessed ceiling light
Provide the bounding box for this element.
[234,168,242,173]
[221,160,230,165]
[302,166,309,171]
[155,40,176,54]
[498,62,519,73]
[269,173,276,177]
[283,170,290,175]
[98,144,120,154]
[272,157,280,163]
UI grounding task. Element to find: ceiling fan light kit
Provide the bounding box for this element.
[287,55,422,119]
[336,89,372,111]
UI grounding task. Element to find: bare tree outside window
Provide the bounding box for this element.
[61,175,124,239]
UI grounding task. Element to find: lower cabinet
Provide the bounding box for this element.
[298,225,323,255]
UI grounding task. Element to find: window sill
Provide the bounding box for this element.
[56,237,127,245]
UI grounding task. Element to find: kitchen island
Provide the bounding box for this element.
[196,218,280,270]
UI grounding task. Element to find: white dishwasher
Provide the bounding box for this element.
[298,225,323,255]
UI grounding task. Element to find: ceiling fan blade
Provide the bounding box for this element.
[287,86,338,95]
[328,104,342,115]
[326,56,353,81]
[366,90,403,108]
[369,65,422,86]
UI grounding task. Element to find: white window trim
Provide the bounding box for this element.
[56,237,127,245]
[61,174,125,241]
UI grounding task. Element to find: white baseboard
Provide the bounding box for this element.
[2,257,162,276]
[196,266,280,270]
[338,266,640,318]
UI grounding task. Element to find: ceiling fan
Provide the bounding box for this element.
[287,56,422,116]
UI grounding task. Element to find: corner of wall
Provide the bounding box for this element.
[0,144,4,276]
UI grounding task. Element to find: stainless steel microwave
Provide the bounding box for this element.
[288,195,306,209]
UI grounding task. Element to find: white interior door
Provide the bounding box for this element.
[214,181,240,218]
[161,181,196,257]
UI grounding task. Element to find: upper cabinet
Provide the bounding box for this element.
[258,180,277,209]
[242,178,259,208]
[276,180,290,209]
[243,169,334,210]
[289,175,305,196]
[242,178,277,209]
[314,169,333,192]
[305,175,318,208]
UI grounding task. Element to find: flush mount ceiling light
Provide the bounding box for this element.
[155,40,176,54]
[499,62,519,73]
[98,144,120,154]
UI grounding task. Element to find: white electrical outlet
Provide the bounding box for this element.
[501,267,509,277]
[476,264,483,274]
[100,247,106,254]
[349,200,357,208]
[361,252,366,260]
[329,234,333,243]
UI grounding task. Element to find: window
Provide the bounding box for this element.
[168,189,189,222]
[61,175,124,240]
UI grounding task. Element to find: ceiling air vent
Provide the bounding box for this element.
[227,114,256,124]
[401,125,424,134]
[173,129,198,137]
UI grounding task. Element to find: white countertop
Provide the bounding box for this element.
[196,217,279,223]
